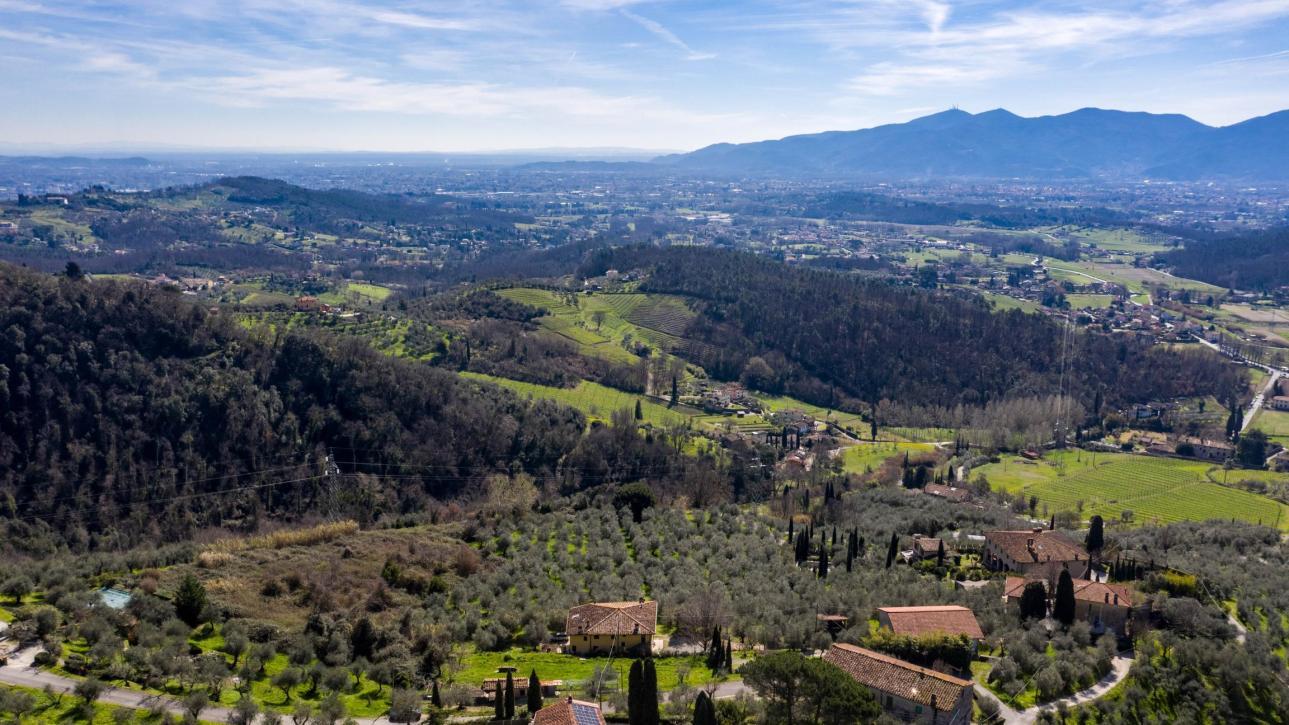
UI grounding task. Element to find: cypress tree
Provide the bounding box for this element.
[628,660,644,725]
[642,660,660,725]
[692,691,717,725]
[706,627,723,670]
[818,546,829,579]
[494,679,504,721]
[725,640,733,672]
[1054,569,1076,626]
[504,671,515,719]
[936,539,945,566]
[431,680,441,709]
[527,670,541,713]
[1085,515,1105,554]
[670,377,678,408]
[885,532,899,569]
[787,517,794,544]
[634,400,643,420]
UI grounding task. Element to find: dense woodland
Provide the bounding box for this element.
[1163,226,1289,290]
[0,265,722,554]
[582,246,1244,414]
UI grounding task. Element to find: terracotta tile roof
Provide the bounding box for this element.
[824,643,971,712]
[878,605,984,640]
[1072,580,1134,607]
[985,529,1085,564]
[532,699,606,725]
[924,483,970,502]
[566,600,658,636]
[1005,576,1133,607]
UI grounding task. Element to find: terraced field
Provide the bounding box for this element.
[973,451,1289,529]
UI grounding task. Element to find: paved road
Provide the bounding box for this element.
[0,645,399,725]
[976,653,1134,724]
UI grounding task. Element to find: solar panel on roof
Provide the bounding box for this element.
[571,703,601,725]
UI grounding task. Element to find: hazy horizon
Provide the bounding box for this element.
[2,1,1288,153]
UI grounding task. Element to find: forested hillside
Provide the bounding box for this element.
[583,246,1243,411]
[0,265,593,553]
[1162,227,1289,290]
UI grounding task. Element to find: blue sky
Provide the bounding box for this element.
[1,0,1287,152]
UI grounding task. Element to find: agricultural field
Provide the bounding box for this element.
[1066,293,1114,309]
[461,373,692,428]
[981,292,1041,314]
[971,450,1289,530]
[237,311,442,361]
[1249,408,1289,445]
[841,442,937,474]
[1059,227,1176,254]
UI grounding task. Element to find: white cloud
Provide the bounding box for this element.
[620,9,715,61]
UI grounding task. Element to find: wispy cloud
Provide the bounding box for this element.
[621,8,715,61]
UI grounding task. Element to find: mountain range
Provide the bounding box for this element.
[655,107,1289,180]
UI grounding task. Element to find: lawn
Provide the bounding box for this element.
[453,648,723,692]
[1066,294,1114,310]
[971,450,1289,529]
[461,373,691,428]
[981,292,1041,314]
[0,684,178,725]
[842,442,936,474]
[1249,408,1289,444]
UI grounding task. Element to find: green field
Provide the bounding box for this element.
[1061,227,1175,254]
[972,450,1289,529]
[454,648,724,692]
[461,373,691,428]
[981,291,1042,314]
[1066,294,1114,309]
[1249,408,1289,444]
[842,442,936,474]
[498,289,697,362]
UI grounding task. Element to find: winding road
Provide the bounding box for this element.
[974,652,1134,724]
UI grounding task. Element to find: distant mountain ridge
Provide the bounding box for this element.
[656,107,1289,180]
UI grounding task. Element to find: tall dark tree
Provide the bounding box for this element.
[504,671,515,719]
[706,626,724,670]
[430,680,442,709]
[885,532,899,569]
[494,679,504,721]
[641,660,660,725]
[634,399,643,420]
[1020,582,1048,620]
[1085,515,1105,555]
[692,691,717,725]
[628,660,644,725]
[526,670,542,714]
[670,376,679,408]
[1054,569,1076,626]
[935,539,945,567]
[818,546,829,579]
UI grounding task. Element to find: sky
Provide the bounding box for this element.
[1,0,1288,153]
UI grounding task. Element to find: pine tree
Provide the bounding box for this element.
[1054,569,1076,626]
[174,573,208,627]
[504,671,515,719]
[526,670,542,713]
[885,532,899,569]
[692,691,717,725]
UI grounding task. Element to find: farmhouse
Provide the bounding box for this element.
[532,698,607,725]
[983,529,1086,576]
[565,599,657,656]
[1174,436,1234,462]
[1269,396,1289,412]
[823,643,973,725]
[910,535,948,562]
[923,483,971,504]
[876,605,984,643]
[1004,576,1135,636]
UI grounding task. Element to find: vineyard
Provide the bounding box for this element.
[974,451,1289,530]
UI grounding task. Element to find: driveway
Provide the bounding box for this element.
[976,653,1133,724]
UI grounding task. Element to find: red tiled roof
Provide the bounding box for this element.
[823,643,971,712]
[532,699,606,725]
[985,529,1085,564]
[566,600,658,636]
[878,605,984,640]
[1072,580,1133,607]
